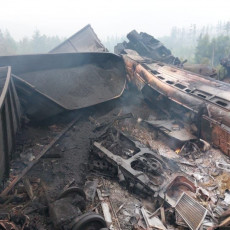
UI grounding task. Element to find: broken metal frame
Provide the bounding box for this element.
[91,124,181,196]
[0,66,21,181]
[90,124,202,207]
[93,140,169,194]
[91,127,201,214]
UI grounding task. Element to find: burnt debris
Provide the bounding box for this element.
[0,26,230,230]
[115,30,182,66]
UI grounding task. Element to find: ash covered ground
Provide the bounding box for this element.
[1,88,230,230]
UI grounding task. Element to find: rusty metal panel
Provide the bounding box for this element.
[0,66,21,181]
[175,192,207,230]
[123,54,230,156]
[211,124,230,156]
[49,24,107,53]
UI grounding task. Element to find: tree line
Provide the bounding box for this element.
[158,21,230,67]
[0,30,64,55]
[0,29,127,55]
[1,22,230,71]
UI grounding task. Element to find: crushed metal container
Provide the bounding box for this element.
[0,52,126,121]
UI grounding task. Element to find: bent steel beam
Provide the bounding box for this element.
[0,66,21,181]
[49,24,107,53]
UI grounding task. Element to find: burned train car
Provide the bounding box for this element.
[123,52,230,156]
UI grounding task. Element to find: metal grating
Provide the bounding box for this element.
[175,192,207,230]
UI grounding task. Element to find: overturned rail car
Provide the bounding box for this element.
[0,66,21,181]
[123,54,230,156]
[0,52,126,121]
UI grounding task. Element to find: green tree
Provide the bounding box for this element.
[18,30,64,54]
[225,21,230,35]
[195,34,230,66]
[195,34,212,64]
[211,35,230,65]
[0,30,17,55]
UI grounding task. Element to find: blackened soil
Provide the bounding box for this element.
[5,89,157,229]
[28,116,95,200]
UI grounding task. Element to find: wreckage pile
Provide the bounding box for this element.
[0,24,230,230]
[114,30,182,66]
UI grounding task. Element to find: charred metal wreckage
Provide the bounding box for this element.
[115,30,182,66]
[90,126,179,194]
[121,52,230,156]
[0,25,230,230]
[0,67,21,180]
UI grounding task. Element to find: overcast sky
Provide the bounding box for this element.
[0,0,229,40]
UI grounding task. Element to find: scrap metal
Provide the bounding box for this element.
[175,192,208,230]
[0,66,21,182]
[1,25,230,229]
[141,207,167,230]
[0,52,126,120]
[115,30,181,66]
[49,184,107,230]
[116,30,217,78]
[49,24,107,53]
[122,51,230,156]
[90,127,182,196]
[142,118,197,149]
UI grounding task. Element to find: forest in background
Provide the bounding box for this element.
[0,21,230,70]
[159,21,230,67]
[0,30,64,54]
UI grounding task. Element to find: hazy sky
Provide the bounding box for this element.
[0,0,229,40]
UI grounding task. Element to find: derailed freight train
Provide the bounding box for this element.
[122,51,230,156]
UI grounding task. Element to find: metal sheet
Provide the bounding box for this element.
[49,24,107,53]
[145,119,196,142]
[175,192,207,230]
[0,66,21,182]
[0,52,126,120]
